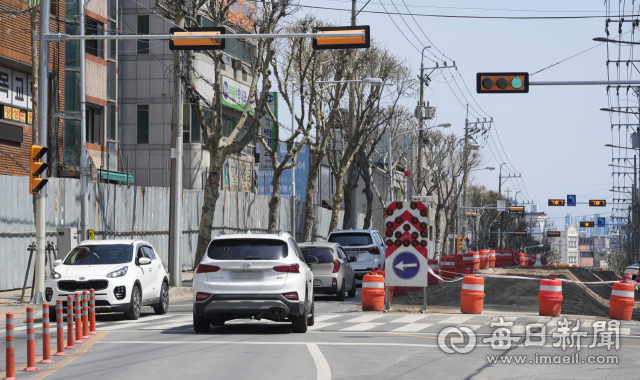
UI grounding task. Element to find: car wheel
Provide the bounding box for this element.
[348,277,357,298]
[291,296,308,333]
[193,313,210,333]
[336,280,346,301]
[153,282,169,315]
[307,301,315,327]
[211,316,225,327]
[124,285,141,320]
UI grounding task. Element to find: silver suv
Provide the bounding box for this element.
[326,229,386,280]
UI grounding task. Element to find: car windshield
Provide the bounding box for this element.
[207,239,288,260]
[63,244,133,265]
[328,233,373,247]
[301,247,334,264]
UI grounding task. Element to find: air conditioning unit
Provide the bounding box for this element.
[231,59,242,70]
[414,106,435,120]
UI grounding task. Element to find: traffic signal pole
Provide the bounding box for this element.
[33,0,50,305]
[348,0,357,230]
[80,0,89,242]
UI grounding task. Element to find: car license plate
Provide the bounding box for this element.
[314,280,320,286]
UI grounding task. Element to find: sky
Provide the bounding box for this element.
[281,0,632,229]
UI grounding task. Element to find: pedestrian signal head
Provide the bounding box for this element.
[548,199,565,206]
[477,72,529,93]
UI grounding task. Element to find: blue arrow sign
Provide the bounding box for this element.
[567,195,576,207]
[597,217,606,227]
[392,251,421,280]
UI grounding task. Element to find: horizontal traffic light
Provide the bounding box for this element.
[477,72,529,93]
[589,200,606,207]
[169,27,225,51]
[313,25,370,50]
[548,199,565,206]
[29,145,48,194]
[509,206,525,213]
[547,231,561,237]
[580,221,595,228]
[514,231,528,237]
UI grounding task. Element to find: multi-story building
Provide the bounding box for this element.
[550,224,579,264]
[524,204,546,241]
[0,0,119,181]
[578,236,594,267]
[118,0,257,190]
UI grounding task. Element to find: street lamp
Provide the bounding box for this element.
[388,122,451,202]
[605,143,636,150]
[290,77,382,240]
[471,166,495,171]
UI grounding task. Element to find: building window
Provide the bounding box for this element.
[108,21,117,60]
[137,15,149,54]
[86,106,101,144]
[107,61,116,101]
[85,17,104,57]
[108,0,117,21]
[137,105,149,144]
[107,102,116,141]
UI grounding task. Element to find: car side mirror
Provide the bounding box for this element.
[53,259,62,267]
[348,256,357,263]
[138,257,151,265]
[305,256,319,265]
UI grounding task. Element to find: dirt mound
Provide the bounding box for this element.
[392,266,640,320]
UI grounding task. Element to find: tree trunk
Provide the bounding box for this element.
[341,178,355,230]
[327,171,345,233]
[360,166,374,229]
[267,168,284,233]
[302,149,322,242]
[193,158,223,268]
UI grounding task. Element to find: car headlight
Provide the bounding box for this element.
[50,271,61,279]
[107,266,128,278]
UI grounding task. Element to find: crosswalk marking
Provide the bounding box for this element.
[340,323,384,331]
[391,323,433,332]
[314,314,342,323]
[103,322,149,331]
[391,315,428,323]
[438,315,474,324]
[308,322,338,331]
[345,315,384,323]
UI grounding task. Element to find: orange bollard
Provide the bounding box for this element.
[610,279,635,321]
[361,272,385,311]
[24,306,39,372]
[66,295,77,350]
[89,288,97,335]
[460,274,485,314]
[538,276,563,317]
[472,251,480,271]
[54,300,67,357]
[74,293,84,344]
[40,303,54,364]
[82,291,90,339]
[5,312,17,380]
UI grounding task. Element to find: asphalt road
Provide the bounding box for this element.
[3,291,640,380]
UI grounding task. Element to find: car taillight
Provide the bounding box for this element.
[332,259,341,273]
[196,264,220,273]
[196,292,211,301]
[367,247,380,255]
[282,292,298,300]
[273,264,300,273]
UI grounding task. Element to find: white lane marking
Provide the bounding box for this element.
[314,314,342,323]
[307,343,331,380]
[344,315,384,323]
[308,322,337,331]
[340,323,384,331]
[103,322,150,330]
[111,314,174,324]
[391,315,428,323]
[621,328,630,336]
[466,325,482,331]
[99,340,439,348]
[437,315,474,324]
[391,323,433,332]
[137,316,193,330]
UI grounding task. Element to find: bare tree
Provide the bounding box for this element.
[608,251,628,275]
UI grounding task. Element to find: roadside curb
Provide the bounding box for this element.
[169,286,192,301]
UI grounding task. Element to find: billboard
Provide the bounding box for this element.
[259,92,278,170]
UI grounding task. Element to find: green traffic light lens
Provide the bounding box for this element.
[511,77,523,89]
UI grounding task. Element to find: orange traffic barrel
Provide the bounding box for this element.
[428,259,439,285]
[488,250,496,268]
[597,267,604,271]
[518,253,526,266]
[361,272,385,311]
[455,254,464,276]
[610,280,635,321]
[460,275,485,314]
[479,250,489,270]
[550,263,557,267]
[538,277,563,317]
[441,255,456,280]
[472,251,480,271]
[463,252,474,274]
[571,264,578,267]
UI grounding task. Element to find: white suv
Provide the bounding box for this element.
[192,232,314,333]
[327,229,386,280]
[45,239,169,320]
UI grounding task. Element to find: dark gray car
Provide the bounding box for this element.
[299,242,357,301]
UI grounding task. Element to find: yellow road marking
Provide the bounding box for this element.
[31,332,108,380]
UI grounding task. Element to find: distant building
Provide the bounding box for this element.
[524,204,546,241]
[578,236,594,267]
[549,224,579,264]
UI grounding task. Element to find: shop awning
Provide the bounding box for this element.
[97,170,134,183]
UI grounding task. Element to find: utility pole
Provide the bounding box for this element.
[348,0,358,230]
[33,0,50,304]
[80,0,89,242]
[291,82,296,240]
[416,48,427,197]
[497,163,505,250]
[168,11,184,287]
[457,104,469,253]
